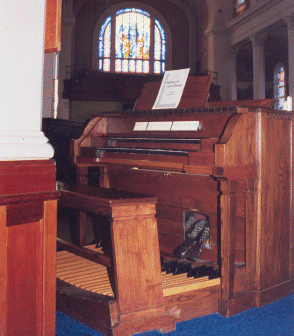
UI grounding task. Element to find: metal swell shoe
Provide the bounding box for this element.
[173,219,209,259]
[185,224,210,262]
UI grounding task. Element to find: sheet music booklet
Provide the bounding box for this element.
[152,68,190,110]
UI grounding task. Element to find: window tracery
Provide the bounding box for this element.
[97,8,166,74]
[234,0,249,16]
[274,63,287,110]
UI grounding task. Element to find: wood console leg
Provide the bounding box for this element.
[219,180,237,302]
[245,179,258,291]
[218,179,257,317]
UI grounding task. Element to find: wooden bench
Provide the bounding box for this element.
[56,184,175,336]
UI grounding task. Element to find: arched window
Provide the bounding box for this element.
[234,0,249,16]
[274,63,287,110]
[94,7,169,74]
[237,0,245,5]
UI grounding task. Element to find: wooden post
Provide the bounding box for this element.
[0,161,59,335]
[45,0,62,52]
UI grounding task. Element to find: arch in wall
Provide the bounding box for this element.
[73,0,196,71]
[92,2,172,73]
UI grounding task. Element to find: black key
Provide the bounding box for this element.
[173,263,192,275]
[162,260,181,274]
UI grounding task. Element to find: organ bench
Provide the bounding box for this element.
[57,185,176,335]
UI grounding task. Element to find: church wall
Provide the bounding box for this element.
[55,0,212,119]
[73,0,191,71]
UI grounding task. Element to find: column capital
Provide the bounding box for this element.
[250,32,267,48]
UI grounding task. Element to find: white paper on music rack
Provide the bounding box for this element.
[171,121,200,131]
[133,122,148,131]
[152,68,190,110]
[147,121,172,131]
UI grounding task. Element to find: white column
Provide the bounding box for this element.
[227,46,238,101]
[251,33,266,100]
[205,0,229,100]
[57,0,75,120]
[43,52,59,118]
[0,0,54,160]
[285,16,294,110]
[205,28,229,100]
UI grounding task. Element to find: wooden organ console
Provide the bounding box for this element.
[56,76,294,335]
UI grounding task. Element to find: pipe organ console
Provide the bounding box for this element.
[56,76,294,336]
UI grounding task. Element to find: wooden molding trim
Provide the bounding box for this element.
[45,0,62,52]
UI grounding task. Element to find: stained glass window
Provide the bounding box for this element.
[236,0,245,8]
[154,19,166,74]
[115,8,150,73]
[275,65,286,110]
[235,0,248,16]
[98,8,166,74]
[98,15,111,71]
